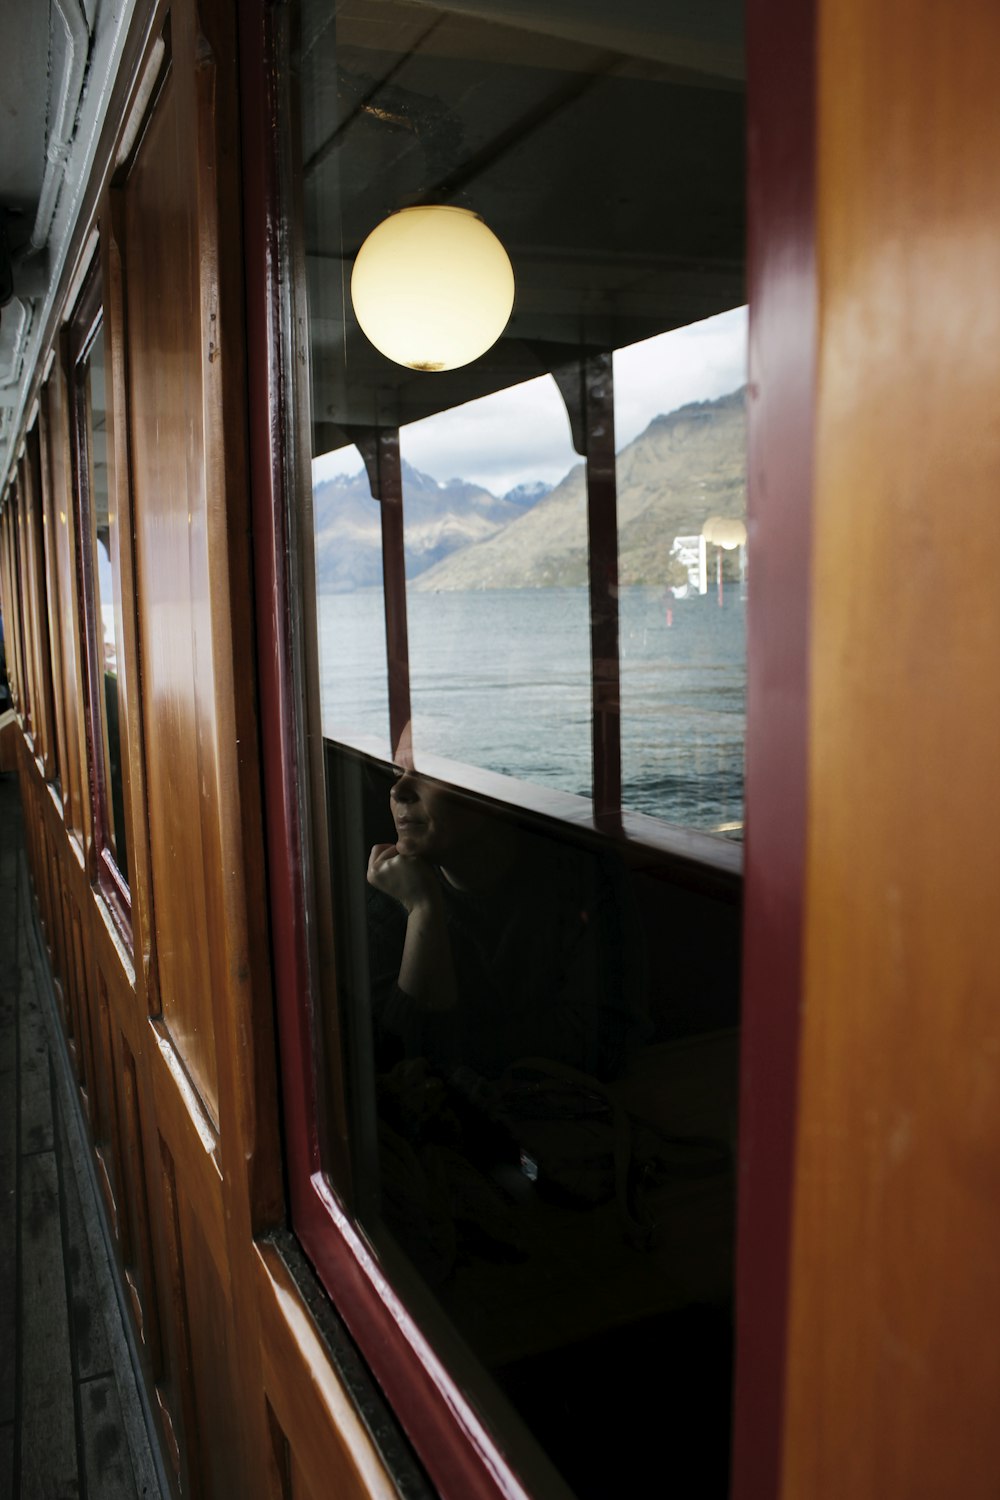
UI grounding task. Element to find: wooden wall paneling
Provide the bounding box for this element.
[154,1134,202,1498]
[254,1247,398,1500]
[37,388,71,802]
[265,1400,294,1500]
[24,431,57,780]
[116,1030,164,1374]
[11,493,30,721]
[75,927,102,1139]
[68,890,92,1111]
[11,475,30,723]
[47,349,90,841]
[122,0,286,1493]
[0,511,13,706]
[35,819,53,957]
[39,810,55,954]
[59,884,82,1068]
[92,970,124,1243]
[0,510,10,701]
[28,788,44,922]
[13,484,34,731]
[145,1023,225,1256]
[56,887,76,1039]
[187,0,288,1480]
[781,0,1000,1495]
[4,510,22,712]
[5,509,23,715]
[22,773,38,880]
[15,465,38,745]
[189,0,284,1238]
[176,1186,247,1497]
[2,512,13,707]
[45,813,68,983]
[21,445,50,769]
[123,50,221,1119]
[84,883,164,1356]
[46,821,60,961]
[42,814,61,963]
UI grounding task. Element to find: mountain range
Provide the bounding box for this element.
[313,388,745,593]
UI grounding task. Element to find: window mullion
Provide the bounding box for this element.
[348,424,412,756]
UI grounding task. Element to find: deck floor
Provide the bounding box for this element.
[0,773,165,1499]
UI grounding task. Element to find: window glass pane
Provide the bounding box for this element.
[615,311,747,834]
[315,441,392,747]
[401,377,590,791]
[82,325,130,884]
[292,0,744,1492]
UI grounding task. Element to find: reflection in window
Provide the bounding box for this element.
[293,0,745,1492]
[80,323,130,886]
[330,736,740,1498]
[615,314,747,835]
[314,442,392,747]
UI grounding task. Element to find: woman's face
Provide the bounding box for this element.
[390,769,485,860]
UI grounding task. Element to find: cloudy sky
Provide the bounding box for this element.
[313,304,747,498]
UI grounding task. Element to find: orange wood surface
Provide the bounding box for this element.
[21,435,56,778]
[124,52,223,1123]
[13,483,34,731]
[37,390,71,813]
[0,509,17,711]
[255,1245,398,1500]
[781,0,1000,1495]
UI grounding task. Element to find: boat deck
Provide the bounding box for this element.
[0,772,165,1499]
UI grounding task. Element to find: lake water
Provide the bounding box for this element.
[318,585,745,835]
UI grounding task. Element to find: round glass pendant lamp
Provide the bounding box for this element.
[702,515,747,550]
[350,206,515,372]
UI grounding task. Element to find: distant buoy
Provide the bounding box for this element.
[666,607,673,628]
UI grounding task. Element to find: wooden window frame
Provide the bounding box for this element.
[22,421,60,788]
[0,495,23,713]
[67,258,132,941]
[11,479,34,730]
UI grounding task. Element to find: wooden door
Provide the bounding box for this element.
[108,0,282,1491]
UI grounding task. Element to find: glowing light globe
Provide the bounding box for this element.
[350,206,515,372]
[702,516,747,550]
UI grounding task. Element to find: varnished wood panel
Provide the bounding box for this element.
[13,485,34,731]
[782,0,1000,1495]
[177,1187,249,1498]
[0,511,14,706]
[22,431,57,780]
[123,56,221,1120]
[255,1246,397,1500]
[116,1033,162,1373]
[20,464,42,746]
[120,3,286,1492]
[67,893,90,1103]
[92,973,123,1242]
[155,1134,201,1498]
[37,390,70,807]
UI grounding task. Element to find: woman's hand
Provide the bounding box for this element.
[367,843,441,915]
[367,844,456,1010]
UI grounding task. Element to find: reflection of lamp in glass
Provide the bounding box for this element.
[702,516,747,604]
[351,206,515,373]
[702,516,747,550]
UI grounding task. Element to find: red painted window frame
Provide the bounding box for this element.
[240,0,815,1494]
